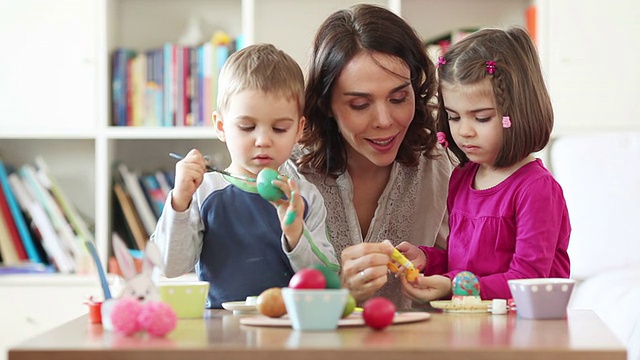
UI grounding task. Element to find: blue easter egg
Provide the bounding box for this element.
[256,168,285,201]
[452,271,480,297]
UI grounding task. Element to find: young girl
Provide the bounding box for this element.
[398,27,571,302]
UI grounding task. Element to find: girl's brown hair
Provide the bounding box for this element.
[436,27,553,168]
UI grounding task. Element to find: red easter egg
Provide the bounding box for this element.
[289,268,326,289]
[362,297,396,330]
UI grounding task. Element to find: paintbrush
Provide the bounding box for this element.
[169,152,256,182]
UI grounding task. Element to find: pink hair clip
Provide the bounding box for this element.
[485,61,496,75]
[436,131,449,148]
[502,116,511,128]
[437,56,447,68]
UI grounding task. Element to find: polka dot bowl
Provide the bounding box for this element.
[508,278,576,320]
[158,281,209,319]
[281,288,349,331]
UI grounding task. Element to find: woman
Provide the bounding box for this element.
[294,4,452,308]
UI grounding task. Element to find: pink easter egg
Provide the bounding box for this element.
[138,301,177,337]
[111,298,143,336]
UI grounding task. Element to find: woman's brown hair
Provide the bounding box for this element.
[297,3,439,177]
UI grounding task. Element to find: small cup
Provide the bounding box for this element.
[158,281,210,318]
[508,278,575,320]
[490,299,507,315]
[87,301,103,324]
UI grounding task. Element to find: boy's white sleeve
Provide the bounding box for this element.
[283,181,340,273]
[150,190,204,278]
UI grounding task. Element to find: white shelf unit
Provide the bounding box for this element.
[0,0,534,271]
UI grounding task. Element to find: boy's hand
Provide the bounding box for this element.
[271,177,303,250]
[399,274,452,304]
[172,148,207,212]
[396,241,427,271]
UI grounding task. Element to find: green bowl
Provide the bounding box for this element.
[158,281,209,318]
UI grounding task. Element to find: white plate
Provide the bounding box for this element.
[221,301,258,314]
[430,300,492,313]
[240,311,431,327]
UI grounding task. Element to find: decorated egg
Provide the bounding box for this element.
[257,168,286,201]
[452,271,480,297]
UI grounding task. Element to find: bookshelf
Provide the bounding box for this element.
[5,0,640,356]
[0,0,536,275]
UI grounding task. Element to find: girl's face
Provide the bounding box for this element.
[441,79,503,168]
[330,52,415,169]
[214,89,304,177]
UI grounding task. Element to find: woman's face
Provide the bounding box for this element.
[330,52,415,169]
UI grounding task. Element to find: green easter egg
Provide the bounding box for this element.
[311,264,341,289]
[452,271,481,296]
[257,168,285,201]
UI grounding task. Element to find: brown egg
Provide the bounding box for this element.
[256,287,287,318]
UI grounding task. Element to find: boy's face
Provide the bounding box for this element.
[214,89,304,177]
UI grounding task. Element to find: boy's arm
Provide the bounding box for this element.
[282,182,339,273]
[150,190,204,277]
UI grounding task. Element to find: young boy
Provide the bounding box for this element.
[151,44,339,308]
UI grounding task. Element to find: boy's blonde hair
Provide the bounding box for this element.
[216,43,304,114]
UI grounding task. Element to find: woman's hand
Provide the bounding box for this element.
[340,241,395,303]
[399,274,452,304]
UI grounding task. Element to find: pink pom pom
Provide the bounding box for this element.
[111,298,143,336]
[138,301,177,337]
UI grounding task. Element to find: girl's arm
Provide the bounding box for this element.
[447,176,571,299]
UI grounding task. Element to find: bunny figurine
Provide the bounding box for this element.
[112,234,162,303]
[105,235,176,337]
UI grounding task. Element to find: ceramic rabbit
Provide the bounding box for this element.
[112,234,162,303]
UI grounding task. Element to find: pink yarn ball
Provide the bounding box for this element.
[138,301,177,337]
[111,298,143,336]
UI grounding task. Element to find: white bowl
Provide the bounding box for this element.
[508,278,575,320]
[281,288,348,331]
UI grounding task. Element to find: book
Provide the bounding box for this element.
[116,163,157,236]
[139,174,166,219]
[0,263,56,275]
[526,5,537,45]
[0,159,40,262]
[34,157,94,243]
[113,181,148,251]
[9,173,74,273]
[131,52,147,126]
[112,48,136,126]
[0,180,28,261]
[19,165,83,271]
[155,170,172,198]
[112,187,139,251]
[0,204,20,265]
[163,42,176,127]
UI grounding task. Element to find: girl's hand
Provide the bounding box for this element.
[399,274,452,304]
[341,242,395,303]
[172,148,207,212]
[271,177,303,250]
[396,241,427,271]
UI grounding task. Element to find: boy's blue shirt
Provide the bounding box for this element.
[197,184,300,307]
[151,164,339,308]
